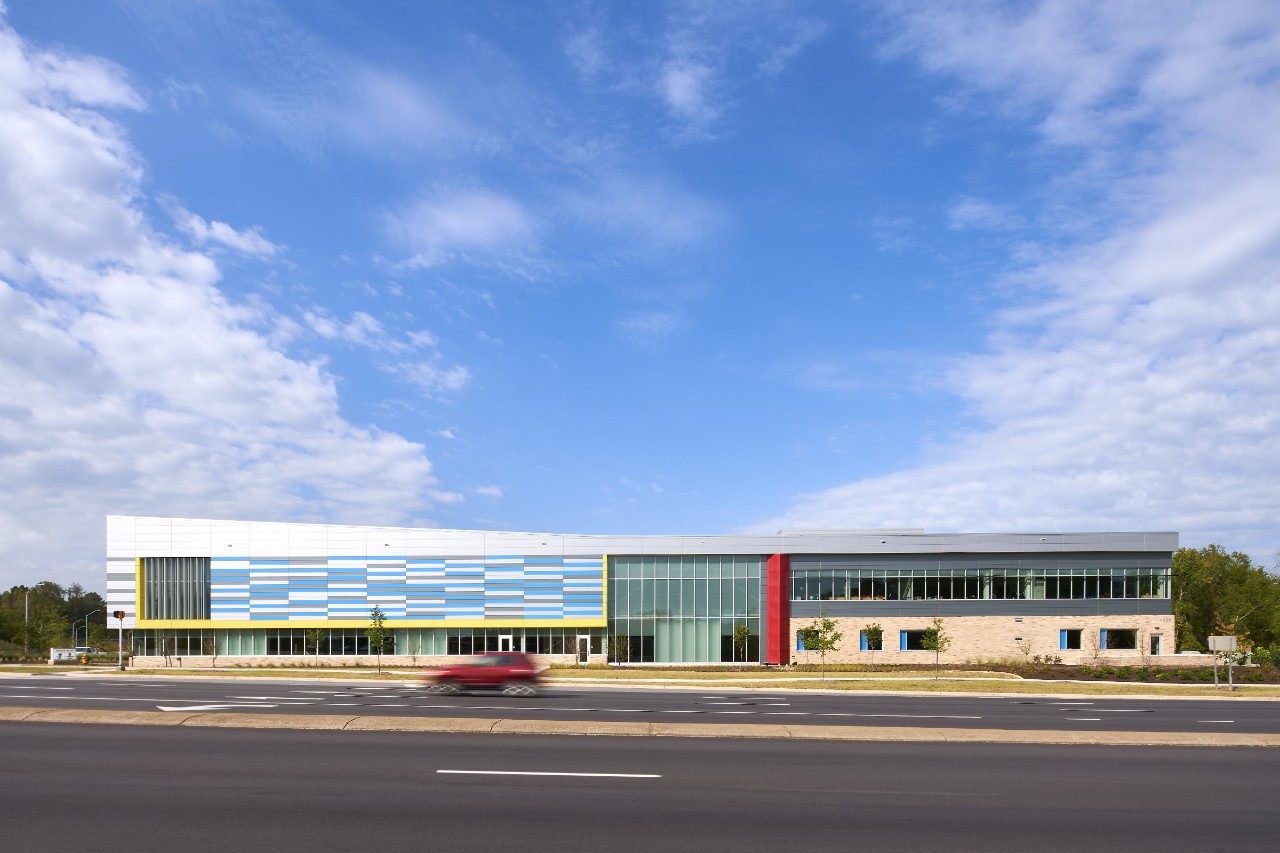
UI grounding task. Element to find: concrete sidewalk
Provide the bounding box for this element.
[2,704,1278,747]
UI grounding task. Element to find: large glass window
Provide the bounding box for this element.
[608,556,762,664]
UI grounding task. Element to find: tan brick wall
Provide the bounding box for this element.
[790,615,1177,666]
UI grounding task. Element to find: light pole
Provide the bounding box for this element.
[112,611,126,671]
[23,587,29,655]
[75,609,102,649]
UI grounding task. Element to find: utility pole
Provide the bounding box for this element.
[23,587,29,656]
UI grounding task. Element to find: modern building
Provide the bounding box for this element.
[107,516,1178,666]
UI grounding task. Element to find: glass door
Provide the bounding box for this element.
[576,635,590,664]
[498,634,515,653]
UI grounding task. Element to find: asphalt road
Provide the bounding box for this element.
[1,673,1277,732]
[2,723,1278,851]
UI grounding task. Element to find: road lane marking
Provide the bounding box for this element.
[1198,720,1235,723]
[715,711,757,715]
[3,686,73,690]
[1090,710,1154,713]
[157,703,279,711]
[231,696,325,701]
[1055,702,1095,705]
[1067,718,1103,721]
[764,712,811,716]
[761,703,791,706]
[702,702,752,705]
[437,770,660,779]
[816,713,982,720]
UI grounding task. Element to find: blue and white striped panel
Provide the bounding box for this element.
[206,554,604,621]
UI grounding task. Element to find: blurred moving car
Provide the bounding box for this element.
[421,652,547,696]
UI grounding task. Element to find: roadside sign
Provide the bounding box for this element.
[1208,635,1238,652]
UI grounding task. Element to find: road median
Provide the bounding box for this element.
[3,704,1278,747]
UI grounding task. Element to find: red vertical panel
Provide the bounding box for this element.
[766,554,790,665]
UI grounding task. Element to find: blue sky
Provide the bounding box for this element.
[2,1,1278,588]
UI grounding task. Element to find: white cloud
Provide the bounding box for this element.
[659,60,716,126]
[473,485,503,500]
[947,197,1022,231]
[0,17,451,588]
[563,173,725,252]
[391,359,472,395]
[169,203,281,258]
[615,310,689,347]
[388,189,537,270]
[772,2,1280,561]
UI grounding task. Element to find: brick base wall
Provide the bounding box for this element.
[789,614,1177,666]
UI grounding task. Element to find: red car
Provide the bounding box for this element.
[421,652,546,696]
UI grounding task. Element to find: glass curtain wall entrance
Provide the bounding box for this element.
[607,556,762,663]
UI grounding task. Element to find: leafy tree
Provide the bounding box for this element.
[862,623,883,651]
[606,634,630,663]
[1173,545,1280,652]
[202,635,218,668]
[797,617,842,679]
[305,628,326,665]
[920,617,951,678]
[366,605,389,673]
[732,623,751,662]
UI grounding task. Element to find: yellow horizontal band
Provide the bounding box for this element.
[135,619,607,630]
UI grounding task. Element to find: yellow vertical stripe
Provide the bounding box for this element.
[135,557,144,621]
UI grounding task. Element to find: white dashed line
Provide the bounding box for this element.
[1197,720,1235,724]
[816,713,982,720]
[438,770,660,779]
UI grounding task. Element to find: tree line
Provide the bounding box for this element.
[1173,545,1280,660]
[0,582,108,656]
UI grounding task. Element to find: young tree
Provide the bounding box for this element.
[1087,629,1102,660]
[732,623,751,663]
[1015,638,1033,663]
[862,623,883,651]
[305,628,326,666]
[161,634,175,668]
[921,618,952,679]
[607,634,630,663]
[202,635,218,669]
[797,617,843,680]
[366,605,389,673]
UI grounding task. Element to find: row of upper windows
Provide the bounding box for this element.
[790,568,1169,601]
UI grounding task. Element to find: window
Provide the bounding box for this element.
[1103,628,1137,650]
[900,630,927,651]
[1060,629,1082,651]
[859,629,883,652]
[1149,634,1162,656]
[796,631,807,651]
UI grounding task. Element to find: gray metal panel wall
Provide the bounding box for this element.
[789,552,1173,570]
[791,599,1173,618]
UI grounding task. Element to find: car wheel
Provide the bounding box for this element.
[501,682,536,697]
[428,680,461,695]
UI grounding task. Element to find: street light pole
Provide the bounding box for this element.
[23,588,29,655]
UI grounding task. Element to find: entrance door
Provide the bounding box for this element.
[498,634,515,653]
[1149,634,1162,656]
[576,635,590,664]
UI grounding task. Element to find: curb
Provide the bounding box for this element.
[2,705,1277,747]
